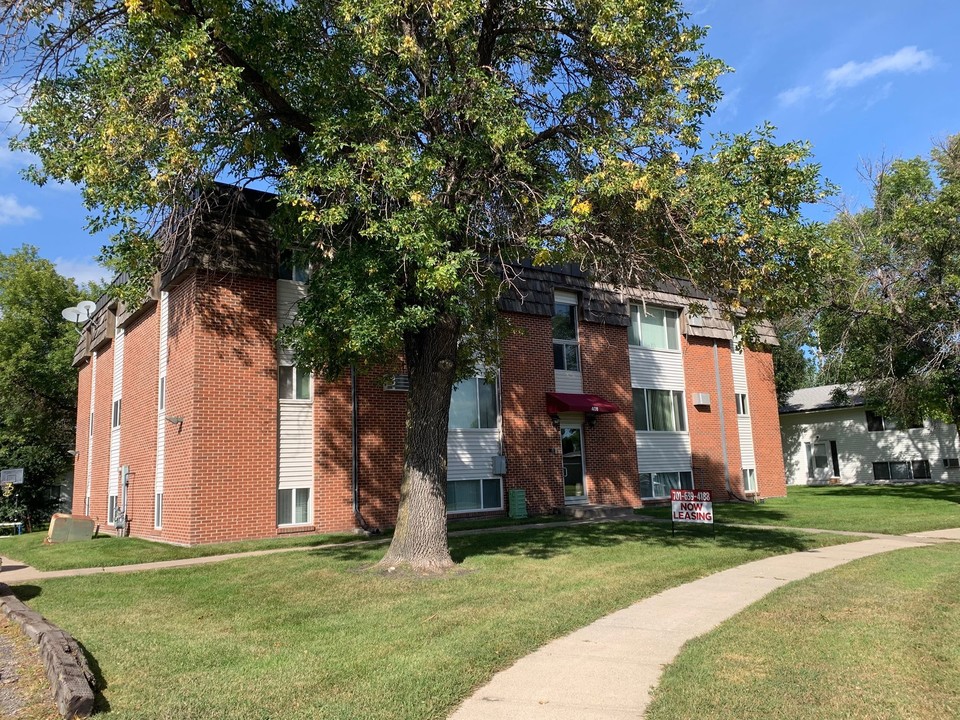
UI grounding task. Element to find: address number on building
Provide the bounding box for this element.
[670,488,713,524]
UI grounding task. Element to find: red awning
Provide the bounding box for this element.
[545,392,619,415]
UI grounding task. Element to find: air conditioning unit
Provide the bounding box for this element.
[692,392,711,407]
[687,314,704,327]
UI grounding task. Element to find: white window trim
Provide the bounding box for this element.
[449,377,499,431]
[742,467,758,493]
[278,364,313,402]
[633,388,688,433]
[111,398,122,429]
[736,393,749,416]
[628,303,681,353]
[154,492,163,529]
[446,477,504,514]
[277,486,313,526]
[639,470,694,500]
[107,494,118,526]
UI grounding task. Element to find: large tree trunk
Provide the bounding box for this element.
[377,313,460,572]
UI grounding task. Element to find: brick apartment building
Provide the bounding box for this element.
[70,189,786,545]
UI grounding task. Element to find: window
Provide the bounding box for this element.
[735,393,749,416]
[107,494,118,525]
[449,377,498,429]
[865,410,887,432]
[155,493,163,528]
[743,468,758,493]
[111,399,121,428]
[158,376,165,412]
[633,388,686,432]
[873,461,928,481]
[640,471,693,499]
[278,487,311,525]
[89,412,94,437]
[552,296,580,372]
[279,365,312,400]
[447,478,503,513]
[628,305,680,351]
[84,496,90,516]
[278,250,309,282]
[944,458,960,469]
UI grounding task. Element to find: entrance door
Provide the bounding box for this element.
[561,425,587,503]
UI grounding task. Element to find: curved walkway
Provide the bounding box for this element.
[449,528,960,720]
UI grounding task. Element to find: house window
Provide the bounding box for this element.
[735,393,749,416]
[449,377,498,429]
[155,493,163,528]
[89,412,94,436]
[628,305,680,351]
[111,399,121,428]
[633,388,686,432]
[743,468,758,493]
[865,410,887,432]
[447,478,503,513]
[84,496,90,516]
[552,296,580,372]
[278,250,309,282]
[107,494,118,525]
[158,376,165,412]
[279,365,312,400]
[640,471,693,500]
[278,487,311,525]
[872,461,928,481]
[944,458,960,469]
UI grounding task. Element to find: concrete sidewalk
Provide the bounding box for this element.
[449,528,960,720]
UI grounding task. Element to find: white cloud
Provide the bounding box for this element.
[777,46,937,109]
[825,46,936,92]
[0,195,39,225]
[777,85,811,107]
[54,257,109,287]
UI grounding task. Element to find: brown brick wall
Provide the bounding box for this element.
[580,320,640,507]
[71,360,92,515]
[89,343,114,527]
[746,347,787,498]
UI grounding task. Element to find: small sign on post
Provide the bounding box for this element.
[0,468,24,485]
[671,488,714,536]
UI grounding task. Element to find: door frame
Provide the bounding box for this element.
[560,421,588,504]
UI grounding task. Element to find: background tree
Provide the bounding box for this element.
[3,0,833,571]
[819,135,960,432]
[0,246,96,528]
[771,316,819,406]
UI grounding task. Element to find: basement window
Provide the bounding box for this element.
[447,478,502,513]
[640,471,693,500]
[278,487,311,525]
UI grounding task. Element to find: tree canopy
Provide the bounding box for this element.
[819,135,960,431]
[0,246,96,526]
[3,0,835,569]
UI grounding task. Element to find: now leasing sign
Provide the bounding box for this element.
[670,489,713,524]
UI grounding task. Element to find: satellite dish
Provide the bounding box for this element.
[77,300,96,317]
[61,307,83,323]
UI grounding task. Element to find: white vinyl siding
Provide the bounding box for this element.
[278,403,314,487]
[107,328,124,525]
[447,429,501,481]
[629,347,685,390]
[277,278,307,365]
[554,370,583,393]
[731,350,756,474]
[636,433,692,474]
[446,372,503,512]
[780,408,960,485]
[154,291,168,529]
[85,351,97,516]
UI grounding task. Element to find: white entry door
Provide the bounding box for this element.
[811,441,832,483]
[561,424,587,504]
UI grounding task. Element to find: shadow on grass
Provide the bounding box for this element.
[76,640,112,714]
[804,483,960,504]
[10,584,42,602]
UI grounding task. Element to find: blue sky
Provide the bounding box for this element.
[1,0,958,286]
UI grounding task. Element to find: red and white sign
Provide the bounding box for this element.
[671,489,713,524]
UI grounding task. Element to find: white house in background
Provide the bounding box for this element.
[780,384,960,486]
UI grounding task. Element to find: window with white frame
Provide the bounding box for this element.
[735,393,749,416]
[278,250,309,282]
[628,305,680,351]
[107,494,118,525]
[449,377,498,429]
[742,467,758,493]
[84,496,90,516]
[552,295,580,371]
[158,376,166,412]
[277,487,311,525]
[944,458,960,469]
[640,471,693,499]
[633,388,686,432]
[865,410,887,431]
[111,399,122,428]
[279,365,312,400]
[447,478,502,513]
[89,412,94,436]
[155,493,163,528]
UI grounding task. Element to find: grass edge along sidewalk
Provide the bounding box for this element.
[18,523,854,720]
[645,541,960,720]
[641,483,960,535]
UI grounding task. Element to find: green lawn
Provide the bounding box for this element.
[0,530,364,571]
[646,543,960,720]
[18,522,850,720]
[641,483,960,534]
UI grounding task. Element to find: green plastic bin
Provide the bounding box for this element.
[508,489,527,519]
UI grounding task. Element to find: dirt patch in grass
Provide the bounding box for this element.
[0,618,58,720]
